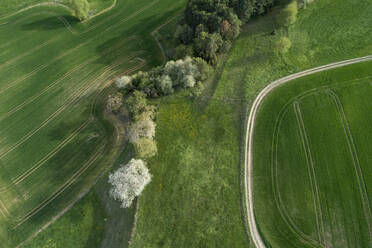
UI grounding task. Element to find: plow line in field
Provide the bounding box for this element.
[0,51,143,160]
[0,120,91,193]
[293,102,326,246]
[0,36,137,121]
[244,55,372,248]
[327,90,372,241]
[13,142,106,228]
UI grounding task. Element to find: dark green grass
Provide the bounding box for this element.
[0,0,187,246]
[153,14,180,60]
[253,61,372,247]
[22,190,106,248]
[22,140,136,248]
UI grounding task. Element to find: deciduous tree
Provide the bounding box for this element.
[108,159,152,208]
[69,0,90,21]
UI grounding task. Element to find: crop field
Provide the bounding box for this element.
[0,0,114,19]
[253,60,372,248]
[0,0,186,246]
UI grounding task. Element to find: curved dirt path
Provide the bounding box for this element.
[244,55,372,248]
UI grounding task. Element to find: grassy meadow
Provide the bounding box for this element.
[0,0,186,247]
[131,0,372,247]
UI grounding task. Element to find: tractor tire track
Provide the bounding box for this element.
[13,142,106,228]
[0,53,138,159]
[0,36,58,72]
[0,119,91,193]
[271,106,321,247]
[293,101,326,246]
[327,89,372,241]
[245,55,372,248]
[0,41,89,95]
[0,36,137,121]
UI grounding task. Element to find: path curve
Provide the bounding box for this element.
[244,54,372,248]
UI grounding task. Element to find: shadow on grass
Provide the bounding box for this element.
[95,9,176,66]
[21,15,79,31]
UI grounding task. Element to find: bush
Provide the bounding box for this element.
[275,36,292,55]
[191,81,205,96]
[134,138,158,159]
[108,159,152,208]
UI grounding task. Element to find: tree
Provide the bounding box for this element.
[134,138,158,159]
[158,75,174,95]
[193,57,212,81]
[278,1,298,27]
[125,90,148,119]
[116,75,132,89]
[106,92,123,112]
[108,159,152,208]
[69,0,90,21]
[128,115,156,143]
[194,32,223,63]
[275,36,292,55]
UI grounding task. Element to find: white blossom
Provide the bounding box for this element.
[108,159,152,208]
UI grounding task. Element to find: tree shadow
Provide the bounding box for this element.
[48,120,80,141]
[21,15,79,31]
[94,9,176,66]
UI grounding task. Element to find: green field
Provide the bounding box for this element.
[0,0,186,246]
[253,60,372,248]
[0,0,115,19]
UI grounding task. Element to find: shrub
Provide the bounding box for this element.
[275,36,292,55]
[191,81,205,96]
[108,159,152,208]
[134,138,158,159]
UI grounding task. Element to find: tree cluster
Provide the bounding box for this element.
[125,91,158,159]
[115,57,211,97]
[174,0,276,63]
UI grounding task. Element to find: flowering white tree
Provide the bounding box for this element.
[115,75,132,89]
[163,56,200,88]
[108,159,152,208]
[127,115,156,143]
